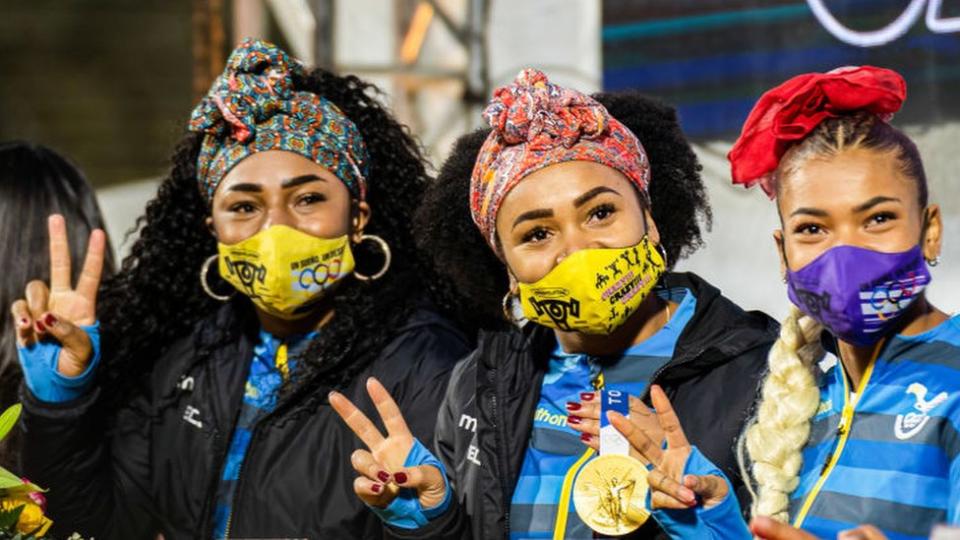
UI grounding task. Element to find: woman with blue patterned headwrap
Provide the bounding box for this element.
[10,39,469,539]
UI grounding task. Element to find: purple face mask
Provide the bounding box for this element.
[786,245,931,346]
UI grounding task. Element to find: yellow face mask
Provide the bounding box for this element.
[218,225,356,319]
[518,236,665,334]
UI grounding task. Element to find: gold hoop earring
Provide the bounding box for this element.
[354,234,392,281]
[200,254,234,302]
[927,255,941,267]
[502,291,521,324]
[656,243,669,269]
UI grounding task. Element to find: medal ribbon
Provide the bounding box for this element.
[599,388,630,456]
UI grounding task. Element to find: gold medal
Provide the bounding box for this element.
[573,453,650,536]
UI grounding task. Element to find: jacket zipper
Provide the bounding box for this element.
[791,347,881,528]
[490,390,513,540]
[223,344,307,539]
[223,426,259,539]
[202,351,242,540]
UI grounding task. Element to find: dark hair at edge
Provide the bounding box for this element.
[97,68,434,412]
[775,111,929,210]
[0,141,117,467]
[416,91,712,331]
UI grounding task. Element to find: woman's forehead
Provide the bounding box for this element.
[501,162,635,208]
[778,148,916,212]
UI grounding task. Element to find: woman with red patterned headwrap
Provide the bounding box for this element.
[330,69,780,540]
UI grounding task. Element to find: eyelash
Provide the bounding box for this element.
[793,223,822,235]
[521,227,550,244]
[588,203,616,221]
[298,193,326,205]
[230,202,257,214]
[868,211,896,225]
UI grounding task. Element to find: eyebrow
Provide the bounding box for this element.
[282,174,325,189]
[512,209,554,230]
[789,207,829,218]
[227,183,262,193]
[573,186,621,208]
[226,174,325,193]
[853,195,900,213]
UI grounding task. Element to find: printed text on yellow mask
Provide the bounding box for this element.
[218,225,355,319]
[518,237,665,334]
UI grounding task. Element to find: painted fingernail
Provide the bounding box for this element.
[681,488,696,503]
[19,318,28,327]
[377,471,390,483]
[565,402,581,411]
[580,433,592,442]
[43,313,57,327]
[580,392,594,401]
[393,472,408,484]
[567,415,582,425]
[371,483,381,493]
[35,320,46,333]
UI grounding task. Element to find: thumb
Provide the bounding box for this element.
[683,474,728,507]
[41,314,92,376]
[394,465,446,509]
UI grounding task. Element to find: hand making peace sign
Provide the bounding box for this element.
[606,385,729,510]
[9,214,106,377]
[330,377,447,511]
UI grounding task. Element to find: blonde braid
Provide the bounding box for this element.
[737,307,824,522]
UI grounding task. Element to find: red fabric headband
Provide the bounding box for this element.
[728,65,906,198]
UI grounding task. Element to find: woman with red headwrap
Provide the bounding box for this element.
[608,67,957,540]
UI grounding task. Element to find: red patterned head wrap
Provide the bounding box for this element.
[469,69,651,248]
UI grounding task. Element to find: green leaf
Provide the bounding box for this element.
[0,505,24,531]
[0,406,21,443]
[0,468,42,494]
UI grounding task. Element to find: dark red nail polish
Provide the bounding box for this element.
[580,433,592,442]
[567,415,582,425]
[377,471,390,483]
[580,392,594,401]
[566,402,581,412]
[394,472,408,484]
[371,483,381,493]
[35,320,46,333]
[19,318,28,327]
[43,313,57,327]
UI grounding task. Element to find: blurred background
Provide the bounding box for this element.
[2,0,957,319]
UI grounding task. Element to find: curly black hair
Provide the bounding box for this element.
[97,69,432,405]
[415,91,711,331]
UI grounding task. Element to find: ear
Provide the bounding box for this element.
[922,204,943,262]
[506,269,520,295]
[773,229,787,280]
[351,200,372,243]
[644,207,661,246]
[205,216,218,240]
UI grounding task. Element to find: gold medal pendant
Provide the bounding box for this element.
[573,451,650,535]
[573,388,651,536]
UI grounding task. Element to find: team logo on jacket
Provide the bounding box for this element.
[894,382,948,440]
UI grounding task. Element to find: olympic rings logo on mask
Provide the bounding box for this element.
[869,282,912,310]
[295,258,345,291]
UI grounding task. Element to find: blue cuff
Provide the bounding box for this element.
[369,438,452,529]
[650,446,751,540]
[17,322,101,403]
